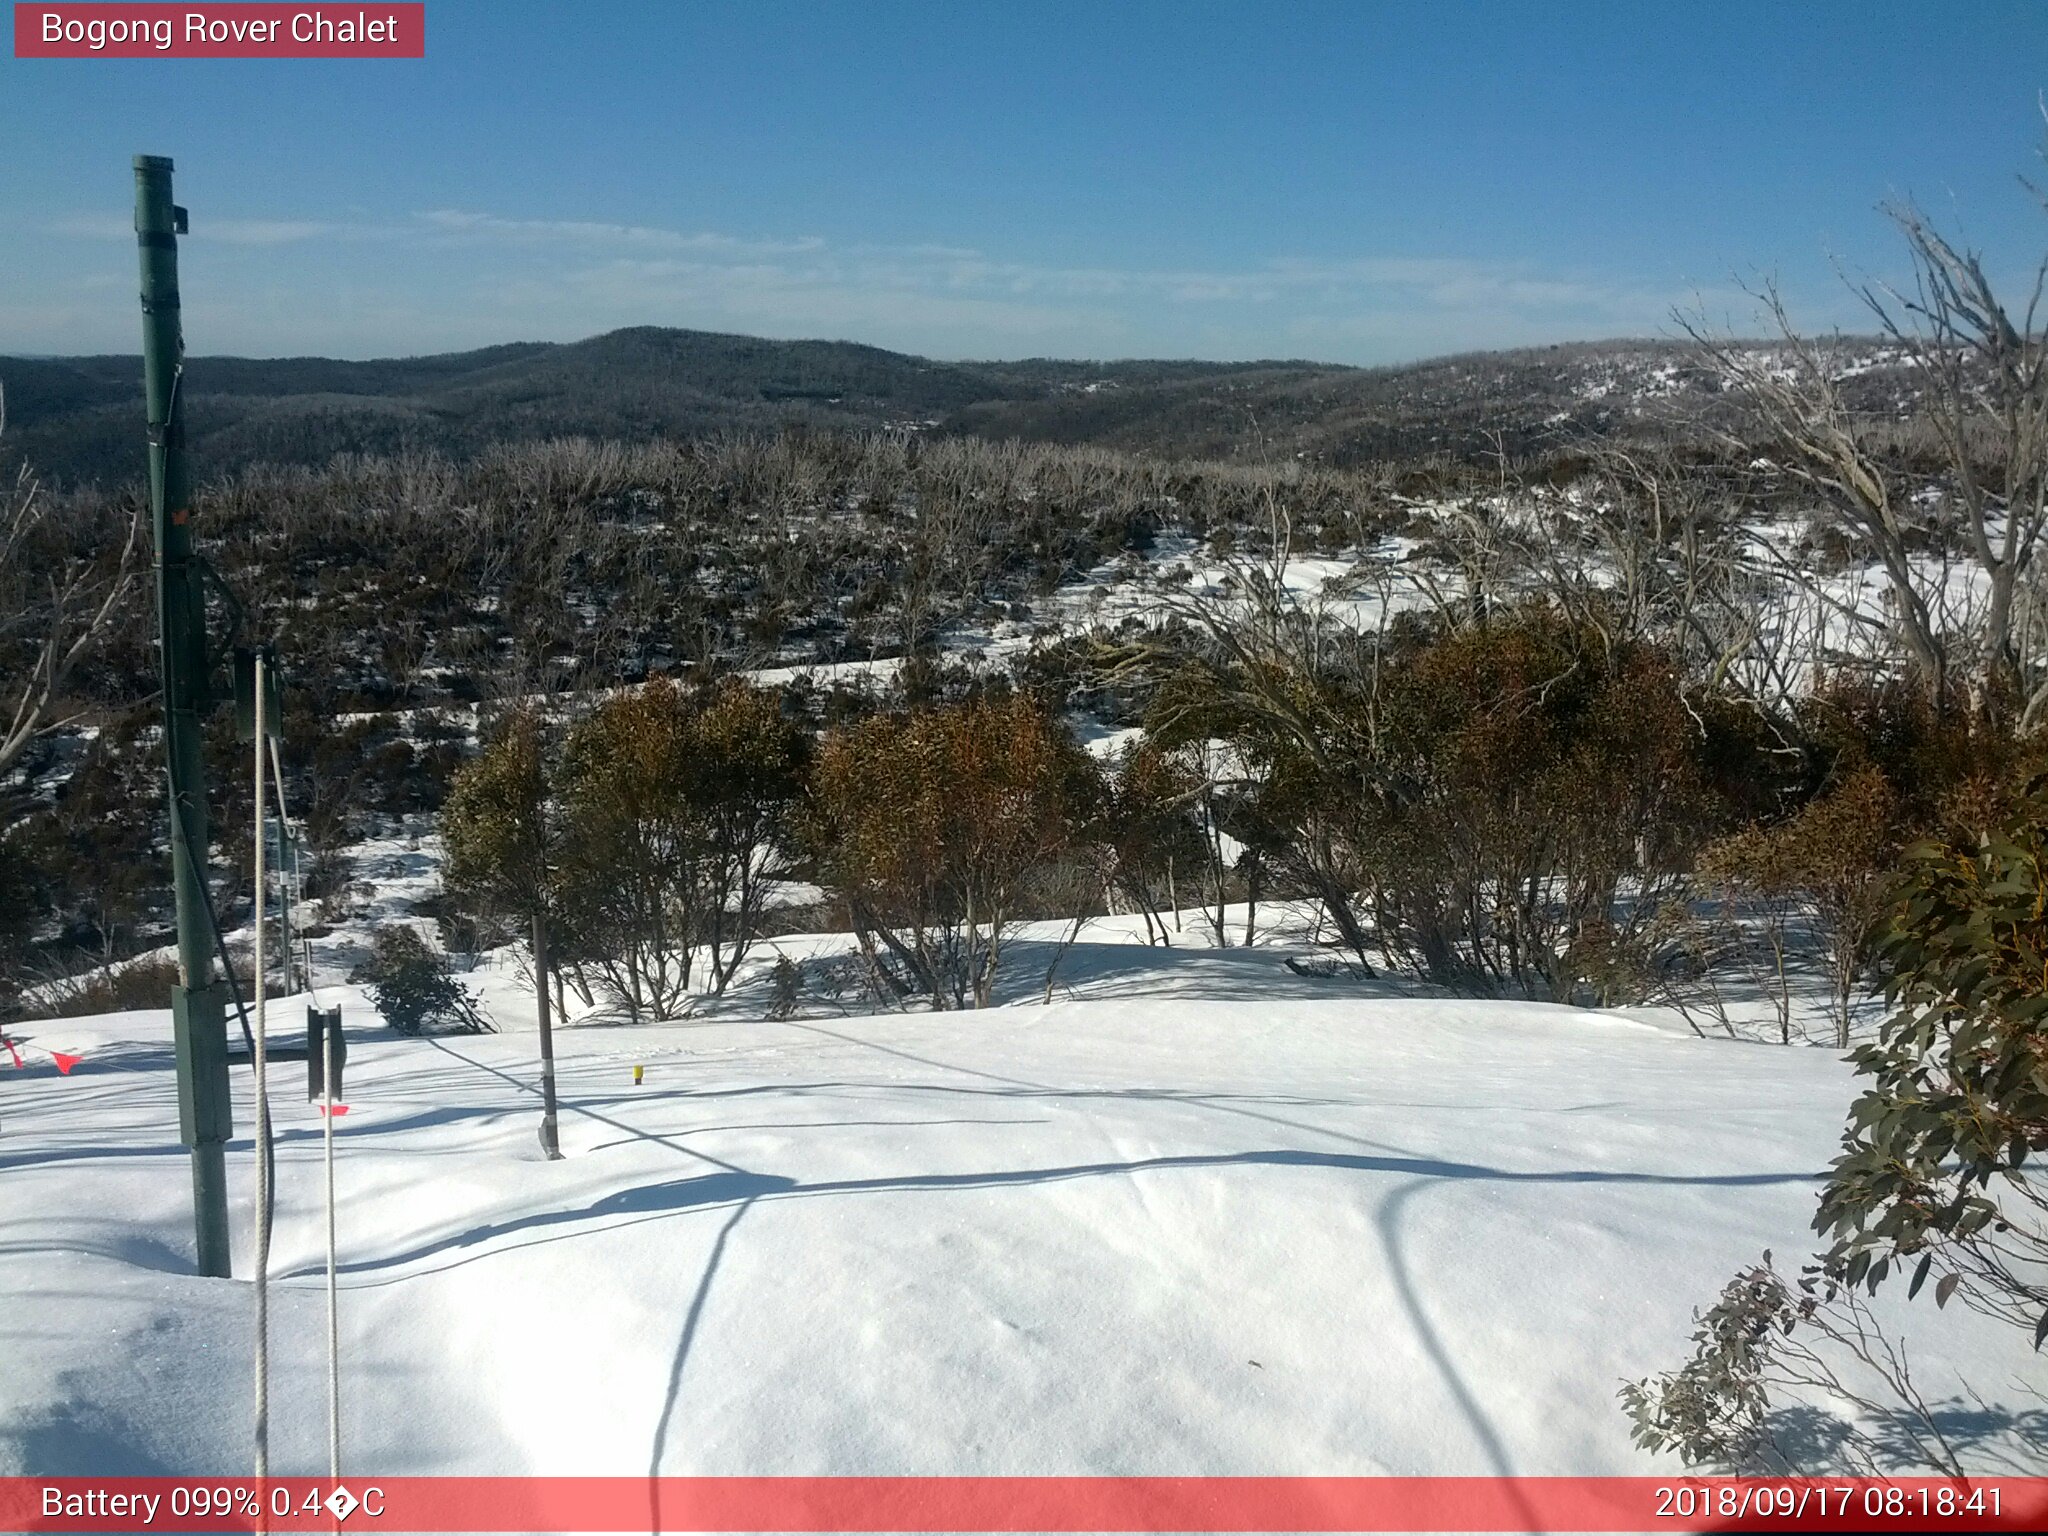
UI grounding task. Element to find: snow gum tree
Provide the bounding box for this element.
[809,694,1094,1009]
[0,395,141,1011]
[441,707,567,1158]
[556,678,806,1020]
[0,391,142,790]
[1686,170,2048,729]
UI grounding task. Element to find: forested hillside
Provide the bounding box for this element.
[1,327,1922,486]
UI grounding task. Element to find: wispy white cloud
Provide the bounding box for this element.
[20,203,1757,360]
[414,209,829,257]
[408,211,1693,324]
[43,214,132,241]
[45,212,348,245]
[540,256,1123,344]
[206,219,349,246]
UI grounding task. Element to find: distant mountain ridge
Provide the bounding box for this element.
[0,325,1903,484]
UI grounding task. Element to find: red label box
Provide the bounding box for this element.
[4,1477,2048,1534]
[14,4,425,58]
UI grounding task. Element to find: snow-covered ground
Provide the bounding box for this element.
[2,922,2033,1481]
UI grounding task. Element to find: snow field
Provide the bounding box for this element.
[4,930,2031,1483]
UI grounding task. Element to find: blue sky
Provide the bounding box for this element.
[3,0,2045,363]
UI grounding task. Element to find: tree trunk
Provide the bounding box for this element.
[851,894,934,999]
[1304,865,1377,976]
[1202,802,1229,947]
[533,910,563,1160]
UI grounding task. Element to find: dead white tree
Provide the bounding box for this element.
[1682,159,2048,726]
[1683,298,1952,695]
[1864,202,2048,727]
[0,388,143,787]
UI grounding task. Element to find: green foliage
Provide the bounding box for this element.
[765,954,802,1021]
[1622,773,2048,1480]
[1813,772,2048,1346]
[1619,1262,1786,1470]
[442,708,558,921]
[356,925,490,1036]
[557,679,806,1018]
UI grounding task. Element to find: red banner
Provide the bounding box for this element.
[4,1476,2047,1533]
[13,4,424,58]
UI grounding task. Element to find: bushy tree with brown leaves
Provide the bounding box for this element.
[1093,740,1205,945]
[810,694,1094,1008]
[1354,609,1716,1001]
[1703,766,1899,1048]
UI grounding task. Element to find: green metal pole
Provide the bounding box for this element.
[137,155,232,1278]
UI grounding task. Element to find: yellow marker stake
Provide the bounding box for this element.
[633,1064,644,1086]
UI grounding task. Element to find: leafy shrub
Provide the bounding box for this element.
[303,844,356,906]
[356,925,490,1035]
[1815,772,2048,1345]
[1363,611,1720,1001]
[1156,602,1717,998]
[765,954,802,1021]
[1620,1253,1979,1476]
[20,708,161,961]
[1701,766,1899,1046]
[443,709,557,926]
[1624,773,2048,1478]
[1093,741,1205,946]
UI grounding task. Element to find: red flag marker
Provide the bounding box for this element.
[317,1104,350,1117]
[0,1038,83,1072]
